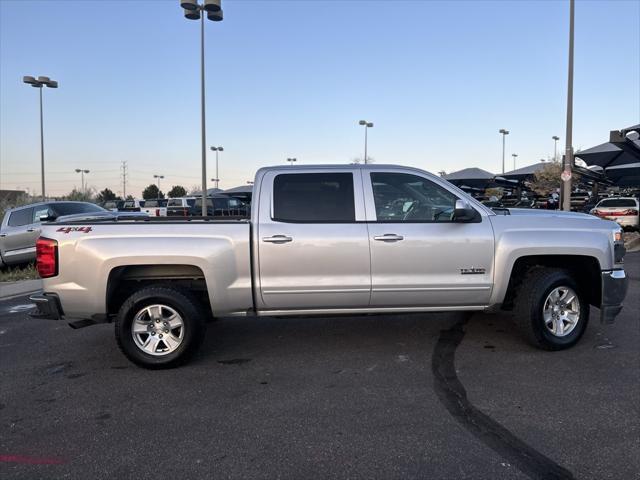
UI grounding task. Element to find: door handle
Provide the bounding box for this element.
[373,234,404,242]
[27,228,37,233]
[262,235,293,244]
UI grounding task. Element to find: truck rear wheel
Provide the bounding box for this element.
[513,267,589,350]
[115,285,206,369]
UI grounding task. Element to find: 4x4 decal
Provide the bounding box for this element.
[56,226,92,234]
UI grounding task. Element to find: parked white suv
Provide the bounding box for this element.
[141,199,168,217]
[591,197,639,230]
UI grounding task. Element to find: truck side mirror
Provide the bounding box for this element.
[454,199,477,222]
[39,212,57,222]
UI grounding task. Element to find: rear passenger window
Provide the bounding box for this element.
[273,173,355,222]
[8,208,33,226]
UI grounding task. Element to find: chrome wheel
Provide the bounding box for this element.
[542,286,580,337]
[131,304,184,356]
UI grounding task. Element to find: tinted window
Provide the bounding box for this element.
[371,172,458,222]
[273,173,355,222]
[50,203,104,216]
[8,207,33,227]
[194,198,214,208]
[187,199,196,207]
[33,206,50,223]
[144,200,160,207]
[167,199,182,207]
[599,199,636,208]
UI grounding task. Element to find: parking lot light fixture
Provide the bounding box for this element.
[552,136,560,162]
[179,0,224,216]
[359,120,374,164]
[23,75,58,201]
[153,175,165,197]
[286,157,297,166]
[499,129,509,174]
[74,169,90,195]
[210,146,223,189]
[512,153,518,170]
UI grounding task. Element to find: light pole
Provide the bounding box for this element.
[358,120,374,164]
[210,146,223,189]
[75,169,89,196]
[287,157,297,166]
[153,174,164,198]
[512,153,518,170]
[180,0,223,215]
[499,129,509,174]
[552,135,560,162]
[562,0,575,211]
[23,75,58,201]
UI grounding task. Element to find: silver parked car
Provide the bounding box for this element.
[0,201,106,268]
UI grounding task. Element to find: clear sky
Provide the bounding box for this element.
[1,0,639,197]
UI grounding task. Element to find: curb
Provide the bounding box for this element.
[625,237,640,253]
[0,279,43,300]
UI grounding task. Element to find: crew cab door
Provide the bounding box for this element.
[364,170,494,307]
[0,206,38,265]
[256,169,371,310]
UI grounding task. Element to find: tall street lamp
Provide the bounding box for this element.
[499,129,509,174]
[287,157,297,166]
[180,0,223,216]
[511,153,518,170]
[153,174,165,197]
[552,135,560,162]
[359,120,374,164]
[23,75,58,201]
[562,0,575,211]
[210,146,223,189]
[75,169,89,196]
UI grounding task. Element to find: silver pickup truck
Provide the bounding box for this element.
[30,164,629,369]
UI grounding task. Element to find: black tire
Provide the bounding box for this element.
[115,285,207,369]
[513,267,589,350]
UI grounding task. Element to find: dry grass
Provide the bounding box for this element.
[0,263,40,282]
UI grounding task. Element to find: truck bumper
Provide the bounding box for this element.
[600,269,628,324]
[29,293,64,320]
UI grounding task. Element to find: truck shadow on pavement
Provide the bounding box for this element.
[432,314,575,480]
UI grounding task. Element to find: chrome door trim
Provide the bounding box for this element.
[372,286,491,292]
[3,246,36,257]
[263,288,370,295]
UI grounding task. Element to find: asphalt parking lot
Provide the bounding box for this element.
[1,254,638,480]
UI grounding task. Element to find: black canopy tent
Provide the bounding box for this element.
[443,167,517,190]
[500,161,549,182]
[575,125,640,188]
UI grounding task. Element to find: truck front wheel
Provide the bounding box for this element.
[513,268,589,350]
[115,285,207,369]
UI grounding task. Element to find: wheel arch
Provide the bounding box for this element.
[106,264,212,318]
[500,255,602,310]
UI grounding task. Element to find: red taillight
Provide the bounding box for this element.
[156,208,160,216]
[36,237,58,278]
[623,209,638,216]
